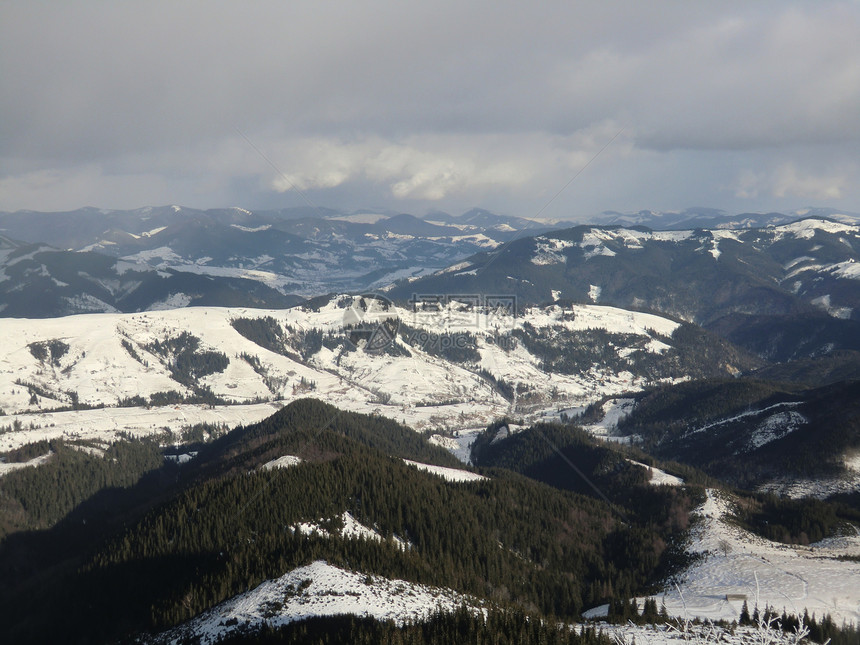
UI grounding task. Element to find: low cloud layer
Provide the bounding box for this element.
[1,1,859,216]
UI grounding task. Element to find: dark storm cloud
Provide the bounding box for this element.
[1,1,858,214]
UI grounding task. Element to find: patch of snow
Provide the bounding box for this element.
[338,512,389,543]
[532,237,575,265]
[845,452,860,473]
[645,338,672,354]
[122,246,183,265]
[148,293,193,310]
[588,285,602,302]
[61,294,120,313]
[69,443,107,456]
[783,256,815,271]
[708,240,721,259]
[759,454,860,499]
[489,423,526,445]
[261,455,302,471]
[291,512,410,550]
[231,224,271,233]
[785,262,826,280]
[164,451,197,465]
[327,212,389,224]
[829,259,860,281]
[582,244,616,261]
[811,294,853,319]
[581,398,637,439]
[429,430,481,465]
[685,402,803,438]
[154,560,480,644]
[626,459,683,486]
[747,411,806,451]
[0,451,53,477]
[402,459,486,483]
[434,261,471,275]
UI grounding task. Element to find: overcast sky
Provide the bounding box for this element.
[2,1,859,219]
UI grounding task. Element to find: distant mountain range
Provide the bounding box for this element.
[0,205,573,315]
[2,204,859,320]
[0,234,304,317]
[593,206,860,230]
[390,218,860,365]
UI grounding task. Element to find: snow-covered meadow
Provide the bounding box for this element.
[586,489,860,627]
[0,299,685,453]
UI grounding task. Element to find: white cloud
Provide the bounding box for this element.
[268,134,584,201]
[772,164,846,200]
[735,163,849,201]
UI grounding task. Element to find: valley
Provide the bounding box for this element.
[2,210,860,644]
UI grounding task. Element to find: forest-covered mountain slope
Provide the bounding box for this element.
[615,378,860,493]
[0,399,695,644]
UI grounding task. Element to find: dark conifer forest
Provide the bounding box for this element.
[0,399,708,643]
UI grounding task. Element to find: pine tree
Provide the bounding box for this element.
[739,600,750,625]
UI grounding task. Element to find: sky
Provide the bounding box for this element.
[1,1,859,220]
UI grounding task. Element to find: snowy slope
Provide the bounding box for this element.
[261,455,302,471]
[626,459,684,486]
[591,489,860,626]
[152,560,481,644]
[0,299,693,452]
[0,450,53,477]
[402,458,487,482]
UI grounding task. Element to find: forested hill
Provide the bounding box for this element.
[616,378,860,490]
[0,398,696,644]
[182,397,466,483]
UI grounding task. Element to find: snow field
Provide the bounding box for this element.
[261,455,302,471]
[401,458,487,483]
[154,560,481,645]
[0,301,687,453]
[625,490,860,626]
[625,459,684,487]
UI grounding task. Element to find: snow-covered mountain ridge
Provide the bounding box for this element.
[390,217,860,331]
[0,297,725,452]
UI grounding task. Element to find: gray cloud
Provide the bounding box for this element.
[1,1,859,215]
